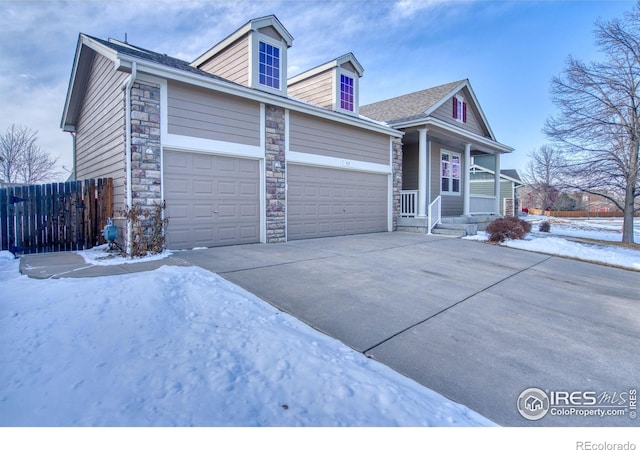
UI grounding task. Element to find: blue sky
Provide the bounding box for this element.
[0,0,634,178]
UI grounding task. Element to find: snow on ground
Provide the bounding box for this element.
[0,252,493,427]
[465,216,640,271]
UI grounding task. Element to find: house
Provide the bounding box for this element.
[61,15,403,250]
[360,80,514,234]
[469,155,523,217]
[61,15,515,250]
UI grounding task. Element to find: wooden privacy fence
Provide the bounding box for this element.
[0,178,113,254]
[526,208,639,218]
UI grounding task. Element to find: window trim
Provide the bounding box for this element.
[334,67,359,115]
[250,33,287,96]
[258,40,281,90]
[440,149,462,196]
[453,95,467,123]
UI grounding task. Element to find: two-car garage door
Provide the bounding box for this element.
[164,150,260,249]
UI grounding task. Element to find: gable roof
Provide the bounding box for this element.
[60,33,401,138]
[360,79,498,141]
[288,53,364,85]
[191,15,293,68]
[360,80,463,125]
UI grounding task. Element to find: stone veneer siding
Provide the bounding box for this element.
[264,105,286,243]
[392,138,403,231]
[129,81,162,211]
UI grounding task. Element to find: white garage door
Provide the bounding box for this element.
[288,164,388,240]
[164,150,260,249]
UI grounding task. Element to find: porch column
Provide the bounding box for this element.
[494,153,501,214]
[418,128,428,217]
[463,143,471,216]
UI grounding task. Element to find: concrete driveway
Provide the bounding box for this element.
[175,232,640,426]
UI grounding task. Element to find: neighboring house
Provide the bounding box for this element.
[61,15,403,250]
[360,80,514,233]
[469,155,523,217]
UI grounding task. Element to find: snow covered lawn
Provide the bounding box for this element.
[0,252,493,427]
[465,216,640,271]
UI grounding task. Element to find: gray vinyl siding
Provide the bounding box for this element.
[257,26,281,41]
[288,69,333,109]
[470,179,496,196]
[197,36,249,86]
[402,142,418,190]
[432,88,489,138]
[167,80,260,146]
[289,112,389,165]
[430,143,463,216]
[473,154,496,171]
[75,52,126,213]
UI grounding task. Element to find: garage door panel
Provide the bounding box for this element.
[164,150,260,249]
[288,164,388,240]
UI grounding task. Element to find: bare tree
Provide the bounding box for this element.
[544,2,640,243]
[0,124,59,184]
[522,145,564,212]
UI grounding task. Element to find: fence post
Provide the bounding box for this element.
[0,187,7,251]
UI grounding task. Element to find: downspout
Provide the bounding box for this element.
[124,61,137,254]
[71,131,77,180]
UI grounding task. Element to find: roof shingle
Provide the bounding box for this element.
[360,80,464,124]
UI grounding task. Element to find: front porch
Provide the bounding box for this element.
[398,191,499,236]
[397,124,507,236]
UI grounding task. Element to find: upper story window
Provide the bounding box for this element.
[340,74,355,112]
[259,41,280,89]
[441,150,461,195]
[453,95,467,123]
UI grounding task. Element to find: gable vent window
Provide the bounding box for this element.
[453,96,467,123]
[259,41,280,89]
[340,74,355,112]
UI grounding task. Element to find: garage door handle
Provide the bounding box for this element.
[213,210,219,214]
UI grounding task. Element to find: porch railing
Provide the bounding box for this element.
[470,195,497,215]
[427,196,441,234]
[400,190,418,217]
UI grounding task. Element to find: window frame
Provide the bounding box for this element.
[258,40,281,90]
[250,33,287,96]
[453,95,467,123]
[335,68,359,115]
[441,149,462,196]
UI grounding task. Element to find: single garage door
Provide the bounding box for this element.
[164,150,260,249]
[288,164,388,240]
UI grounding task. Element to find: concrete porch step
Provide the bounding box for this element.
[433,222,477,237]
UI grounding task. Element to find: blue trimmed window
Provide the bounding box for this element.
[340,74,354,111]
[259,41,280,89]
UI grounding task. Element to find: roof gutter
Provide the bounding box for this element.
[115,56,402,138]
[392,117,514,154]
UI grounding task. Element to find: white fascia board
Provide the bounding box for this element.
[395,117,514,154]
[191,25,251,67]
[288,61,335,85]
[120,55,402,138]
[287,151,391,174]
[288,53,363,85]
[61,34,122,130]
